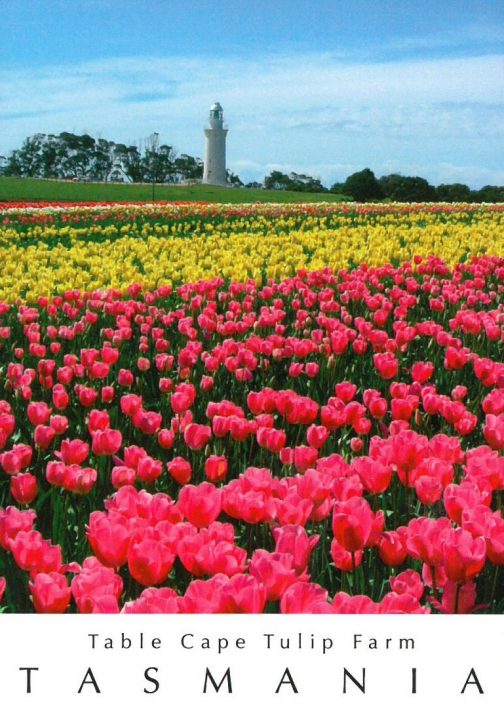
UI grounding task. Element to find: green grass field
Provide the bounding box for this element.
[0,177,349,204]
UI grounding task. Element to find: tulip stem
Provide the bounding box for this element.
[490,566,499,612]
[454,583,460,614]
[431,566,439,601]
[351,551,358,593]
[61,491,69,558]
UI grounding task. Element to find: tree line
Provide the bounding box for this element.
[264,168,504,203]
[1,133,502,202]
[0,132,242,186]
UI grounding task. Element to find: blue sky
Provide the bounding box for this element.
[1,0,503,187]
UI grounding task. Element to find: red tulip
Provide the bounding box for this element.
[257,426,287,453]
[289,363,303,378]
[123,445,148,470]
[330,539,363,571]
[368,396,387,419]
[483,389,504,416]
[379,592,428,614]
[77,386,98,408]
[178,482,222,528]
[195,540,247,577]
[0,411,15,439]
[411,361,434,383]
[86,511,130,568]
[390,430,430,487]
[58,438,89,465]
[332,592,379,613]
[132,408,163,435]
[451,385,467,401]
[460,505,495,541]
[101,345,119,364]
[431,580,478,614]
[200,375,214,392]
[293,445,319,473]
[167,456,192,485]
[332,496,376,552]
[444,482,488,525]
[229,417,251,441]
[92,428,122,456]
[377,531,407,566]
[180,575,227,613]
[137,357,150,371]
[220,574,267,613]
[222,480,276,524]
[183,423,212,451]
[27,401,52,426]
[273,524,319,574]
[0,506,36,551]
[335,381,357,402]
[120,395,142,418]
[249,550,303,601]
[29,572,71,613]
[10,530,62,574]
[483,414,504,451]
[123,587,179,614]
[128,528,176,587]
[111,465,136,489]
[50,415,68,435]
[171,384,196,413]
[442,528,486,583]
[87,409,110,433]
[118,369,134,386]
[52,384,69,410]
[158,428,175,450]
[280,581,333,613]
[404,516,452,567]
[10,473,38,505]
[445,347,470,371]
[0,450,22,475]
[373,353,398,380]
[351,457,393,495]
[137,456,163,484]
[389,570,424,599]
[34,425,56,450]
[306,425,329,450]
[159,377,174,394]
[484,516,504,565]
[204,454,228,483]
[415,475,443,505]
[305,362,319,378]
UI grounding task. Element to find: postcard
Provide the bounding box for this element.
[0,1,503,709]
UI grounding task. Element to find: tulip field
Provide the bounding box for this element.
[0,200,503,614]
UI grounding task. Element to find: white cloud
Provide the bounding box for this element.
[1,51,503,187]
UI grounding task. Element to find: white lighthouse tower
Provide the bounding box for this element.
[203,102,228,186]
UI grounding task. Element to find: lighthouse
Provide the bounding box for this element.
[203,102,228,186]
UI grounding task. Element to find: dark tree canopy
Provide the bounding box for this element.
[379,174,436,202]
[343,169,383,201]
[474,185,504,202]
[436,183,472,202]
